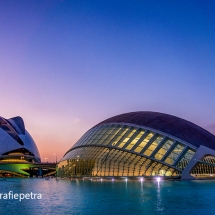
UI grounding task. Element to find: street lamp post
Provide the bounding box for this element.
[54,153,57,163]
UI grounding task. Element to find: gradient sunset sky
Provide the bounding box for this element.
[0,0,215,162]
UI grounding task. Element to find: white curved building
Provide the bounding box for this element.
[0,116,41,163]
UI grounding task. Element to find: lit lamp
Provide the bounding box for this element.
[54,153,57,163]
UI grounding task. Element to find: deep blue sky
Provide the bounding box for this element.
[0,0,215,161]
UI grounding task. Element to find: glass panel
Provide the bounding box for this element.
[78,126,101,146]
[145,162,157,176]
[134,132,154,153]
[95,126,115,145]
[158,166,169,176]
[111,127,129,146]
[117,129,137,148]
[164,144,184,165]
[125,130,145,150]
[102,127,122,145]
[86,126,107,145]
[143,136,164,157]
[191,156,215,177]
[176,149,195,170]
[165,169,173,176]
[154,139,174,160]
[152,163,163,176]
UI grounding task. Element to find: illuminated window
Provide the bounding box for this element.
[126,131,145,150]
[111,127,129,146]
[164,144,184,165]
[191,156,215,176]
[154,139,174,160]
[176,149,195,169]
[134,132,154,153]
[117,129,137,148]
[143,136,164,156]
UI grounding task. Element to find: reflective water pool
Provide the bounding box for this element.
[0,178,215,215]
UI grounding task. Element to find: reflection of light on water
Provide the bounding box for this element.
[156,177,164,212]
[112,178,114,182]
[139,177,145,204]
[140,178,144,190]
[140,178,143,190]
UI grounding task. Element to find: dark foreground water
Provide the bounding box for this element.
[0,178,215,215]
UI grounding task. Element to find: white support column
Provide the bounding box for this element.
[181,145,215,180]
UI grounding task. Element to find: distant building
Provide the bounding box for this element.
[0,116,40,163]
[0,117,56,177]
[58,111,215,180]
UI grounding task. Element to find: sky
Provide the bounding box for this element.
[0,0,215,162]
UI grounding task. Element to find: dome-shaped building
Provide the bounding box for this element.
[57,112,215,179]
[0,116,41,163]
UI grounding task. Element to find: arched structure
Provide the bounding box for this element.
[0,116,40,163]
[57,112,215,179]
[0,116,42,177]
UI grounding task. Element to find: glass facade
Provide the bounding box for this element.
[191,156,215,178]
[175,149,195,170]
[58,123,197,178]
[58,147,180,177]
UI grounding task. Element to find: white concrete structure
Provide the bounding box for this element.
[0,116,41,163]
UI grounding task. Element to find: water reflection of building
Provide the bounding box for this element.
[58,111,215,180]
